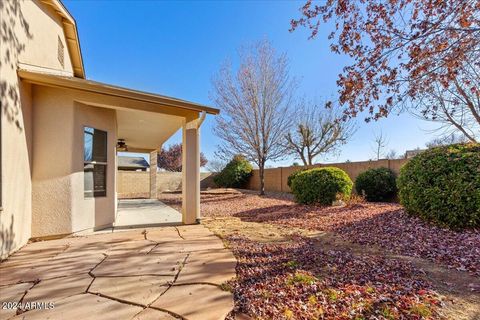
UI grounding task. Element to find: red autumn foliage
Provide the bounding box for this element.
[227,235,442,319]
[157,143,208,172]
[159,191,480,318]
[290,0,480,123]
[160,191,480,278]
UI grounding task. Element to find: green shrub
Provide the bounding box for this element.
[355,167,397,202]
[213,155,253,188]
[291,167,353,205]
[397,143,480,229]
[287,168,307,189]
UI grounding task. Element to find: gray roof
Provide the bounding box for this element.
[118,156,149,169]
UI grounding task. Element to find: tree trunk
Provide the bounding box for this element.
[259,165,265,196]
[300,154,308,166]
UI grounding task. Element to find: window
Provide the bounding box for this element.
[84,127,107,197]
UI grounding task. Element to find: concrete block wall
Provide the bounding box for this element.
[117,171,216,199]
[117,171,150,198]
[246,159,409,192]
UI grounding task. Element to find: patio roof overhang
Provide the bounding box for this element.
[18,70,219,115]
[18,69,219,151]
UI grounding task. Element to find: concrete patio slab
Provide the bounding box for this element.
[11,293,143,320]
[73,229,147,242]
[1,225,236,319]
[1,239,72,269]
[0,252,105,285]
[145,227,183,242]
[92,252,186,277]
[150,284,234,320]
[176,225,215,239]
[0,282,33,319]
[176,249,237,285]
[115,199,182,228]
[132,308,178,320]
[89,276,171,306]
[178,237,227,253]
[105,240,157,256]
[147,238,225,255]
[22,274,93,308]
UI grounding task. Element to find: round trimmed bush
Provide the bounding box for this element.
[397,143,480,229]
[287,168,307,189]
[213,155,253,188]
[291,167,353,205]
[355,167,397,202]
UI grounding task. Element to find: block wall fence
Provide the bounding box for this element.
[245,158,409,193]
[117,158,408,198]
[117,171,215,199]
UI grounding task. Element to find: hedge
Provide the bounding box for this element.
[397,143,480,229]
[291,167,353,205]
[213,155,253,188]
[287,168,307,189]
[355,167,397,202]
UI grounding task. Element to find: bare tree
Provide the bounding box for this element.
[206,159,226,173]
[415,58,480,143]
[386,149,403,160]
[211,40,296,195]
[371,131,389,160]
[425,134,468,149]
[284,101,355,166]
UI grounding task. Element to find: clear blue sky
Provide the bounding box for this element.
[64,0,440,167]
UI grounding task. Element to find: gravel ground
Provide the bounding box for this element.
[158,189,480,319]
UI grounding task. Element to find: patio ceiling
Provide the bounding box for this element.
[116,109,183,151]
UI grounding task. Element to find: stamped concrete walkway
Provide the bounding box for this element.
[0,225,236,320]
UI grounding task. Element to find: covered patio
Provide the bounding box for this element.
[18,70,219,238]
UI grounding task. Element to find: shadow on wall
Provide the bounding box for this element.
[0,216,15,259]
[0,0,33,131]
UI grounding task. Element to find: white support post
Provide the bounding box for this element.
[149,150,158,199]
[182,116,200,224]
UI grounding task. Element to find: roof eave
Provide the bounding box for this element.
[18,69,220,115]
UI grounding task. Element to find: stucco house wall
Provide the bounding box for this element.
[72,102,117,233]
[16,1,75,76]
[1,0,216,258]
[31,85,118,237]
[1,0,76,257]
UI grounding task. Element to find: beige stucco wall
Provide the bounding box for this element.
[15,0,75,76]
[31,86,117,237]
[0,0,76,257]
[72,102,117,232]
[0,79,33,258]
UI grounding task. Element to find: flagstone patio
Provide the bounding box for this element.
[0,225,236,320]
